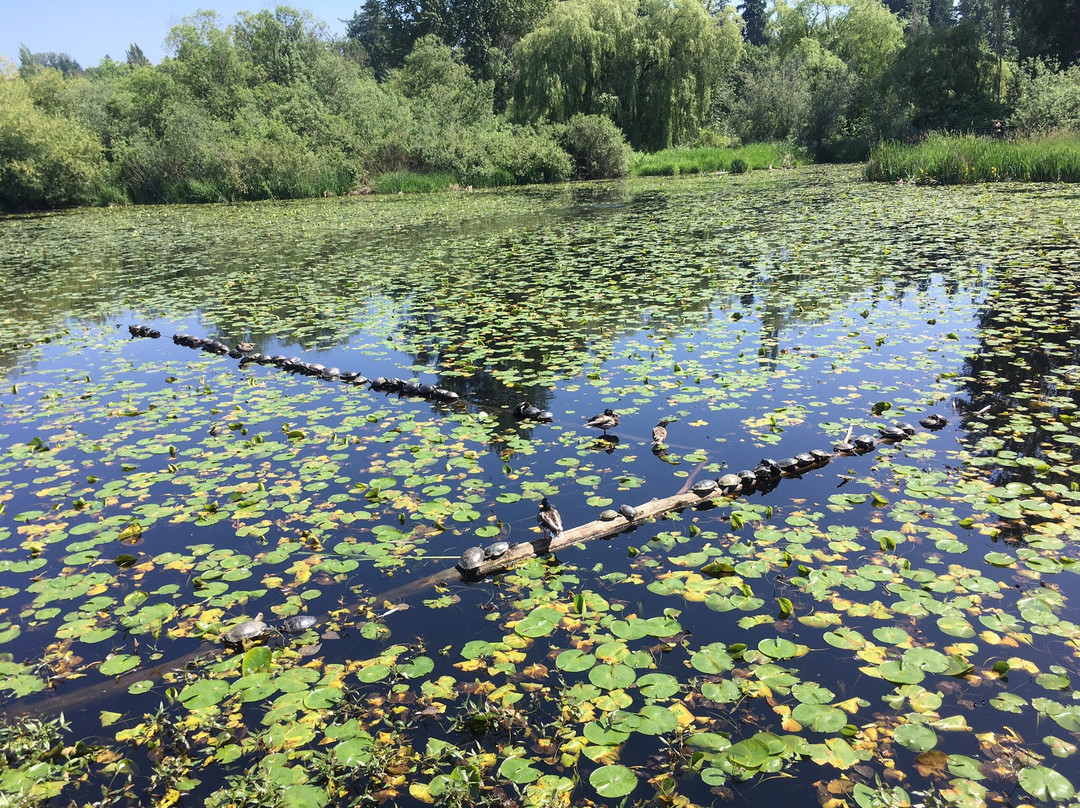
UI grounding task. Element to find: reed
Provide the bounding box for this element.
[866,134,1080,184]
[630,143,804,177]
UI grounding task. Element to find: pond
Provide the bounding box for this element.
[1,165,1078,808]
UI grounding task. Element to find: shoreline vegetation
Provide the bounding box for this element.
[3,2,1080,211]
[866,133,1080,184]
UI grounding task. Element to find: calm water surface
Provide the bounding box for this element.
[1,166,1078,806]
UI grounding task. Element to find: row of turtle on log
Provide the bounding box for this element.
[131,324,463,404]
[455,413,949,576]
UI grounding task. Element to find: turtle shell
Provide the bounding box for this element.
[618,503,638,520]
[878,425,908,441]
[282,615,318,634]
[322,367,341,380]
[718,473,743,492]
[794,452,816,467]
[920,414,947,430]
[853,434,876,451]
[778,457,799,473]
[810,449,832,463]
[598,509,620,521]
[691,479,719,496]
[834,440,855,454]
[222,613,268,644]
[895,422,916,435]
[458,546,486,572]
[484,541,510,558]
[736,470,757,490]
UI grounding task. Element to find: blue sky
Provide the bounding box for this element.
[1,2,361,69]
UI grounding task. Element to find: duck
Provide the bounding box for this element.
[537,497,563,538]
[651,418,669,447]
[585,408,619,435]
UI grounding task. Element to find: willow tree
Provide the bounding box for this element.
[511,0,743,151]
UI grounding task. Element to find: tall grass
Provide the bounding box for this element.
[370,171,458,194]
[866,134,1080,183]
[630,143,806,177]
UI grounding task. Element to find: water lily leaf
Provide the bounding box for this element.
[894,723,937,753]
[589,764,637,798]
[99,654,140,676]
[1018,766,1075,802]
[556,649,596,672]
[515,607,562,638]
[179,679,230,710]
[242,646,272,676]
[691,643,734,674]
[499,757,542,784]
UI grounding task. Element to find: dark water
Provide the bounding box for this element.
[1,167,1079,806]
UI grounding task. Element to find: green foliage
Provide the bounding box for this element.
[876,23,1004,137]
[512,0,744,150]
[630,143,803,175]
[0,74,106,210]
[1012,61,1080,133]
[560,113,629,178]
[866,133,1080,183]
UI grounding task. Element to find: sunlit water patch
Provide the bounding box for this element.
[1,167,1079,808]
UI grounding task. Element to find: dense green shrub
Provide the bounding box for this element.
[1012,61,1080,133]
[0,72,106,210]
[559,114,629,179]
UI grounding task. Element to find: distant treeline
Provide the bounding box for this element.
[2,0,1079,210]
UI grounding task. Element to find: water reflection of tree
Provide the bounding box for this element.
[956,260,1080,489]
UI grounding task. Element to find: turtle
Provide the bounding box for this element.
[401,380,422,397]
[308,363,327,377]
[222,613,268,645]
[148,329,161,339]
[458,546,486,573]
[755,458,782,479]
[254,353,274,365]
[691,479,719,497]
[282,615,318,634]
[736,469,758,491]
[618,503,638,520]
[228,349,244,359]
[270,355,287,366]
[778,457,799,474]
[535,410,554,423]
[512,402,531,419]
[432,388,460,403]
[321,367,341,381]
[920,413,948,430]
[417,383,437,398]
[598,509,620,521]
[895,422,917,436]
[810,449,833,464]
[718,473,743,493]
[834,439,856,455]
[794,452,816,468]
[853,434,877,452]
[878,425,908,441]
[484,541,510,559]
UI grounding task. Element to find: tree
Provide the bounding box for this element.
[1012,0,1080,66]
[878,22,1002,134]
[512,0,742,150]
[0,74,105,209]
[739,0,769,46]
[126,43,151,68]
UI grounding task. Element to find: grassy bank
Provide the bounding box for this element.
[630,144,805,177]
[866,134,1080,183]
